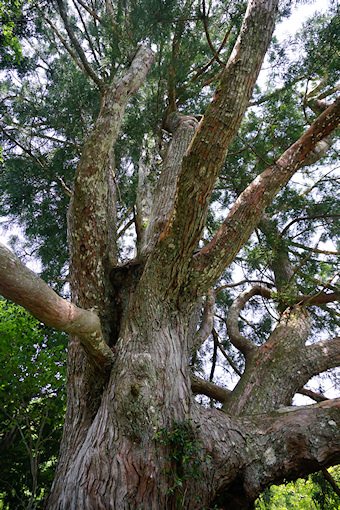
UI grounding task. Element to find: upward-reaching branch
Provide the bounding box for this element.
[68,46,154,315]
[190,96,340,296]
[56,0,104,89]
[145,0,280,298]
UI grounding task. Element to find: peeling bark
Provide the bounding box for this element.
[0,243,114,376]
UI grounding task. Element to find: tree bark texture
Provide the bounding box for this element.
[0,0,340,508]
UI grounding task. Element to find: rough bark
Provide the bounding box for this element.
[0,0,339,508]
[51,45,155,494]
[146,0,281,300]
[140,113,198,257]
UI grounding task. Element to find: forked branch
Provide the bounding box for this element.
[190,96,340,296]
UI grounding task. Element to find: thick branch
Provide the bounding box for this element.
[307,337,340,376]
[191,371,329,405]
[191,374,329,405]
[195,398,340,508]
[135,139,156,246]
[190,372,230,402]
[0,243,114,375]
[299,291,339,306]
[222,306,312,415]
[190,96,340,296]
[146,0,280,297]
[239,400,340,503]
[141,114,198,256]
[68,46,154,313]
[227,285,271,357]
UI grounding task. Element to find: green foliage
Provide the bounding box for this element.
[311,468,340,509]
[0,299,67,509]
[255,479,316,509]
[0,0,24,66]
[255,468,340,509]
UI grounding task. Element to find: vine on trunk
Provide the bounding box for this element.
[155,419,211,508]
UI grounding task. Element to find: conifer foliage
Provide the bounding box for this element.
[0,0,339,508]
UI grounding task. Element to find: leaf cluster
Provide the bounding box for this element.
[0,299,67,509]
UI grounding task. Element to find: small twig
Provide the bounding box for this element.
[215,279,274,294]
[117,218,134,239]
[202,0,225,68]
[190,25,231,82]
[281,214,340,238]
[213,328,242,377]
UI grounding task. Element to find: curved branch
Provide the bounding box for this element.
[192,288,215,351]
[0,243,114,376]
[201,0,225,68]
[281,213,340,238]
[227,285,272,357]
[191,375,329,405]
[190,25,232,82]
[215,279,274,293]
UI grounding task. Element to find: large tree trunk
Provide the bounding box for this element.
[1,0,340,508]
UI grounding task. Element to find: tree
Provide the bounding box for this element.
[0,0,339,508]
[0,299,66,509]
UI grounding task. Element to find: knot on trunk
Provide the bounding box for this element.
[163,112,199,134]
